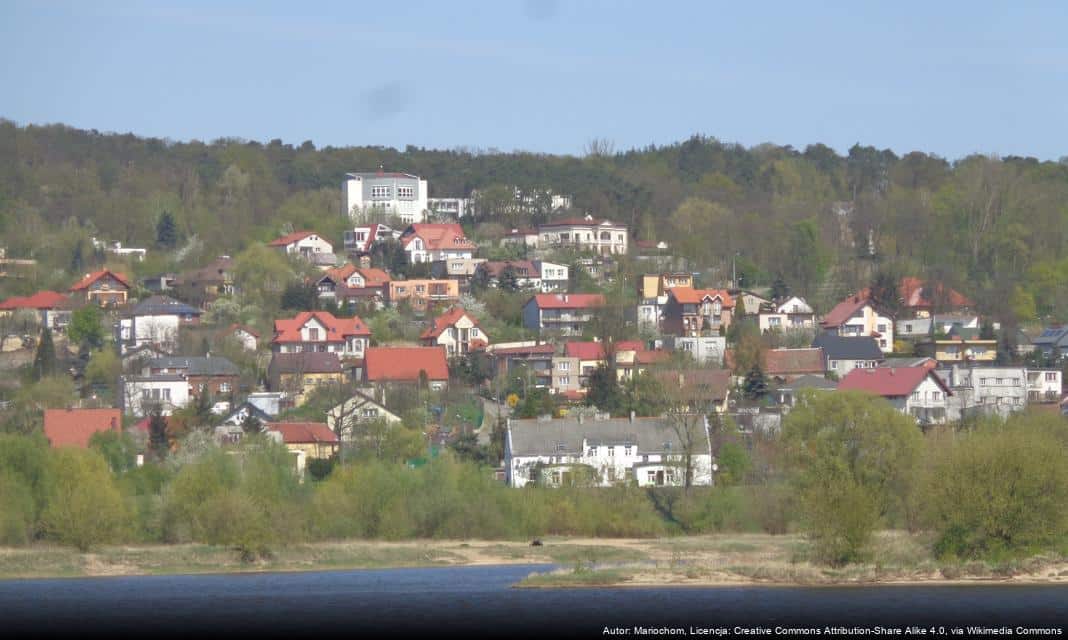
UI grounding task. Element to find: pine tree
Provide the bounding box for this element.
[156,211,178,248]
[771,275,790,302]
[148,406,169,461]
[743,364,768,401]
[32,326,57,380]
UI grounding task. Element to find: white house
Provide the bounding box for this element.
[821,294,895,353]
[427,197,471,220]
[505,414,714,488]
[420,306,488,356]
[343,172,429,224]
[537,215,628,256]
[268,231,336,266]
[226,324,259,352]
[400,224,476,264]
[838,367,952,427]
[120,374,191,417]
[1026,368,1063,403]
[343,223,401,254]
[117,296,201,355]
[758,296,817,333]
[660,336,726,366]
[938,365,1029,421]
[534,260,568,292]
[326,391,403,444]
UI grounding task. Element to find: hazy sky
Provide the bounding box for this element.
[3,1,1067,160]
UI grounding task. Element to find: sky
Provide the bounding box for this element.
[2,1,1067,160]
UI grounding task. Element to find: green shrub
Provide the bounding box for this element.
[42,448,128,551]
[801,478,878,566]
[0,469,35,545]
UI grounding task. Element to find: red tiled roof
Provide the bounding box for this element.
[0,290,69,310]
[43,408,122,448]
[268,230,317,247]
[357,267,391,288]
[820,294,871,328]
[764,348,825,377]
[420,306,479,340]
[564,340,645,360]
[529,293,605,310]
[898,277,973,310]
[837,367,951,397]
[70,270,131,291]
[668,287,734,307]
[272,311,370,344]
[401,224,476,251]
[635,350,671,365]
[321,263,358,284]
[365,346,449,382]
[266,422,339,445]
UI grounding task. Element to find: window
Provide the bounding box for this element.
[932,391,942,401]
[911,391,920,401]
[142,389,151,400]
[559,361,570,371]
[529,467,537,481]
[308,327,319,341]
[397,186,414,198]
[607,467,616,482]
[559,376,570,386]
[1046,372,1057,381]
[608,446,615,457]
[587,447,596,456]
[877,324,887,333]
[624,446,632,456]
[220,382,231,394]
[647,471,656,483]
[371,185,391,199]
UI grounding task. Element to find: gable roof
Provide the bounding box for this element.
[820,294,875,328]
[400,224,476,251]
[0,290,70,311]
[266,422,339,445]
[668,287,734,307]
[146,356,239,376]
[1032,326,1068,348]
[528,293,605,310]
[774,296,814,314]
[775,374,838,391]
[564,340,646,361]
[356,267,390,288]
[269,351,343,374]
[897,277,973,310]
[268,230,318,247]
[70,269,131,291]
[838,367,952,397]
[420,306,480,340]
[272,311,371,343]
[811,334,885,361]
[319,263,359,285]
[764,348,825,377]
[365,346,449,382]
[43,408,122,448]
[130,295,202,317]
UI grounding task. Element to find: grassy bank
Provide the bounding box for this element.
[3,532,1067,585]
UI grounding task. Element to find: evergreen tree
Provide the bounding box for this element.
[498,265,522,293]
[32,326,57,380]
[979,318,995,340]
[281,280,318,311]
[771,275,790,302]
[734,295,747,317]
[156,211,178,248]
[69,238,84,273]
[148,406,169,461]
[867,269,901,317]
[743,364,768,401]
[585,364,623,415]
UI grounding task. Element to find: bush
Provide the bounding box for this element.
[42,448,128,551]
[0,470,35,545]
[922,419,1068,559]
[801,478,878,566]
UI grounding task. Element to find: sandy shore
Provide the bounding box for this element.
[2,533,1067,586]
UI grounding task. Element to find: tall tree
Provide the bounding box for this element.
[32,327,57,380]
[155,210,179,248]
[147,406,169,461]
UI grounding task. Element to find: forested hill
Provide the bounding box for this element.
[2,119,1067,323]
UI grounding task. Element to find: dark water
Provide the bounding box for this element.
[1,564,1064,638]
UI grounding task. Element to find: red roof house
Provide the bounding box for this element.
[365,346,449,388]
[43,408,122,448]
[268,230,317,247]
[419,306,488,355]
[0,290,70,311]
[837,367,953,425]
[69,270,131,306]
[272,311,371,356]
[267,422,339,445]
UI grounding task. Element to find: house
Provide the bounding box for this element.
[343,171,428,224]
[650,368,732,414]
[504,413,713,488]
[563,340,645,387]
[43,408,122,448]
[427,197,472,220]
[635,240,670,254]
[881,356,938,370]
[386,279,460,313]
[614,348,671,382]
[485,342,559,388]
[896,314,981,340]
[758,296,817,333]
[399,223,476,264]
[773,375,837,410]
[0,290,73,332]
[265,422,340,476]
[533,261,568,292]
[271,311,371,358]
[660,336,726,366]
[246,391,287,418]
[121,343,172,373]
[537,215,628,255]
[173,256,234,307]
[91,238,147,261]
[218,401,276,427]
[763,348,825,382]
[364,346,449,391]
[316,264,391,306]
[69,269,131,307]
[326,391,403,442]
[117,295,202,354]
[1026,369,1063,403]
[430,257,487,292]
[894,277,973,318]
[661,288,734,337]
[476,260,541,291]
[140,273,177,294]
[268,231,336,267]
[638,273,694,300]
[730,290,771,316]
[343,223,401,255]
[267,351,345,407]
[225,324,259,352]
[420,306,488,356]
[143,355,239,396]
[120,374,191,417]
[500,228,539,250]
[821,294,895,353]
[1031,326,1068,360]
[811,334,885,378]
[937,365,1029,421]
[837,366,952,426]
[523,293,606,336]
[915,326,997,364]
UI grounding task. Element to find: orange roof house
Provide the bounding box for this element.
[420,306,488,355]
[0,291,70,311]
[69,270,131,306]
[272,311,371,353]
[365,346,449,388]
[662,287,735,337]
[43,408,123,448]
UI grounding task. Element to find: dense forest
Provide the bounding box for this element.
[2,119,1067,324]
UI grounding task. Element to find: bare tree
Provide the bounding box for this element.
[652,358,721,490]
[584,137,616,158]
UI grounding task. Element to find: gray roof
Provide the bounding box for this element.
[269,351,342,374]
[776,374,837,391]
[146,356,239,376]
[812,334,884,361]
[123,374,187,382]
[131,295,202,317]
[1032,326,1068,348]
[507,415,710,457]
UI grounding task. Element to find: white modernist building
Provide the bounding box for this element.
[343,172,428,224]
[505,414,714,488]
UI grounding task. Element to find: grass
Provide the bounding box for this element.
[516,568,634,588]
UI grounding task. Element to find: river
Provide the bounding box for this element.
[1,564,1064,637]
